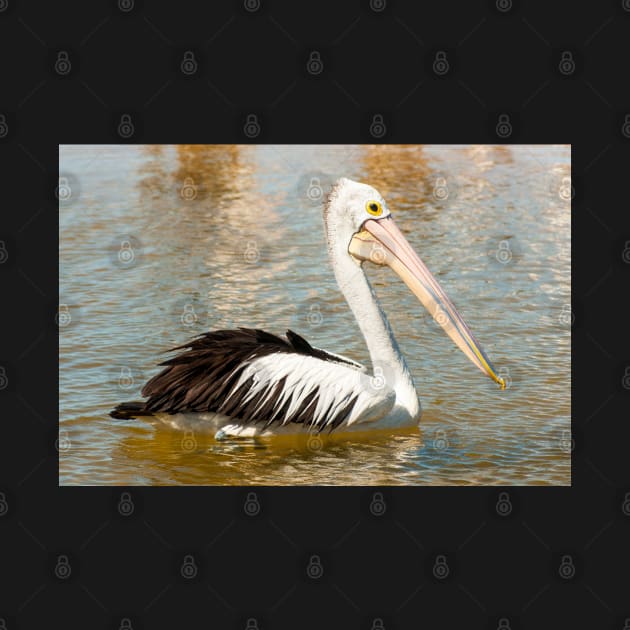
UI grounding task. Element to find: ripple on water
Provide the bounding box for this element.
[60,145,570,485]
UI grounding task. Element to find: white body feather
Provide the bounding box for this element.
[138,179,425,438]
[211,179,422,437]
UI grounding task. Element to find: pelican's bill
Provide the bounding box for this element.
[349,216,505,389]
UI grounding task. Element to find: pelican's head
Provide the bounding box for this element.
[324,177,505,389]
[323,177,393,233]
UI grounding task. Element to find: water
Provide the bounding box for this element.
[59,145,571,485]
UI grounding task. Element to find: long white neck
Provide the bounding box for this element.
[328,238,420,421]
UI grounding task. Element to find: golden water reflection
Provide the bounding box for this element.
[59,144,571,485]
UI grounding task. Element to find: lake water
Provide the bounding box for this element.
[59,144,571,485]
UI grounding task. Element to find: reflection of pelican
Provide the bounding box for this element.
[111,178,504,436]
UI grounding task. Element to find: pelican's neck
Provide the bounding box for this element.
[328,241,420,420]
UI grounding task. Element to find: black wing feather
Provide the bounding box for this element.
[109,328,360,430]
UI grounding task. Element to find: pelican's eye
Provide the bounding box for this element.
[366,200,383,216]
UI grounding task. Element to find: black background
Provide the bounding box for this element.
[1,0,629,628]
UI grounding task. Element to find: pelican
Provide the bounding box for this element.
[111,178,504,436]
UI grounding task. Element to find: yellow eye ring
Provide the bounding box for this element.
[366,200,383,216]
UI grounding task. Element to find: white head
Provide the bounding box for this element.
[323,177,506,389]
[323,178,391,258]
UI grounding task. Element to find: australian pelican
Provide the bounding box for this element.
[111,178,504,436]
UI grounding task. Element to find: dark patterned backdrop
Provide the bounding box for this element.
[1,0,629,628]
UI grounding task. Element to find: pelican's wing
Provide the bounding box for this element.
[284,330,367,373]
[119,328,392,431]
